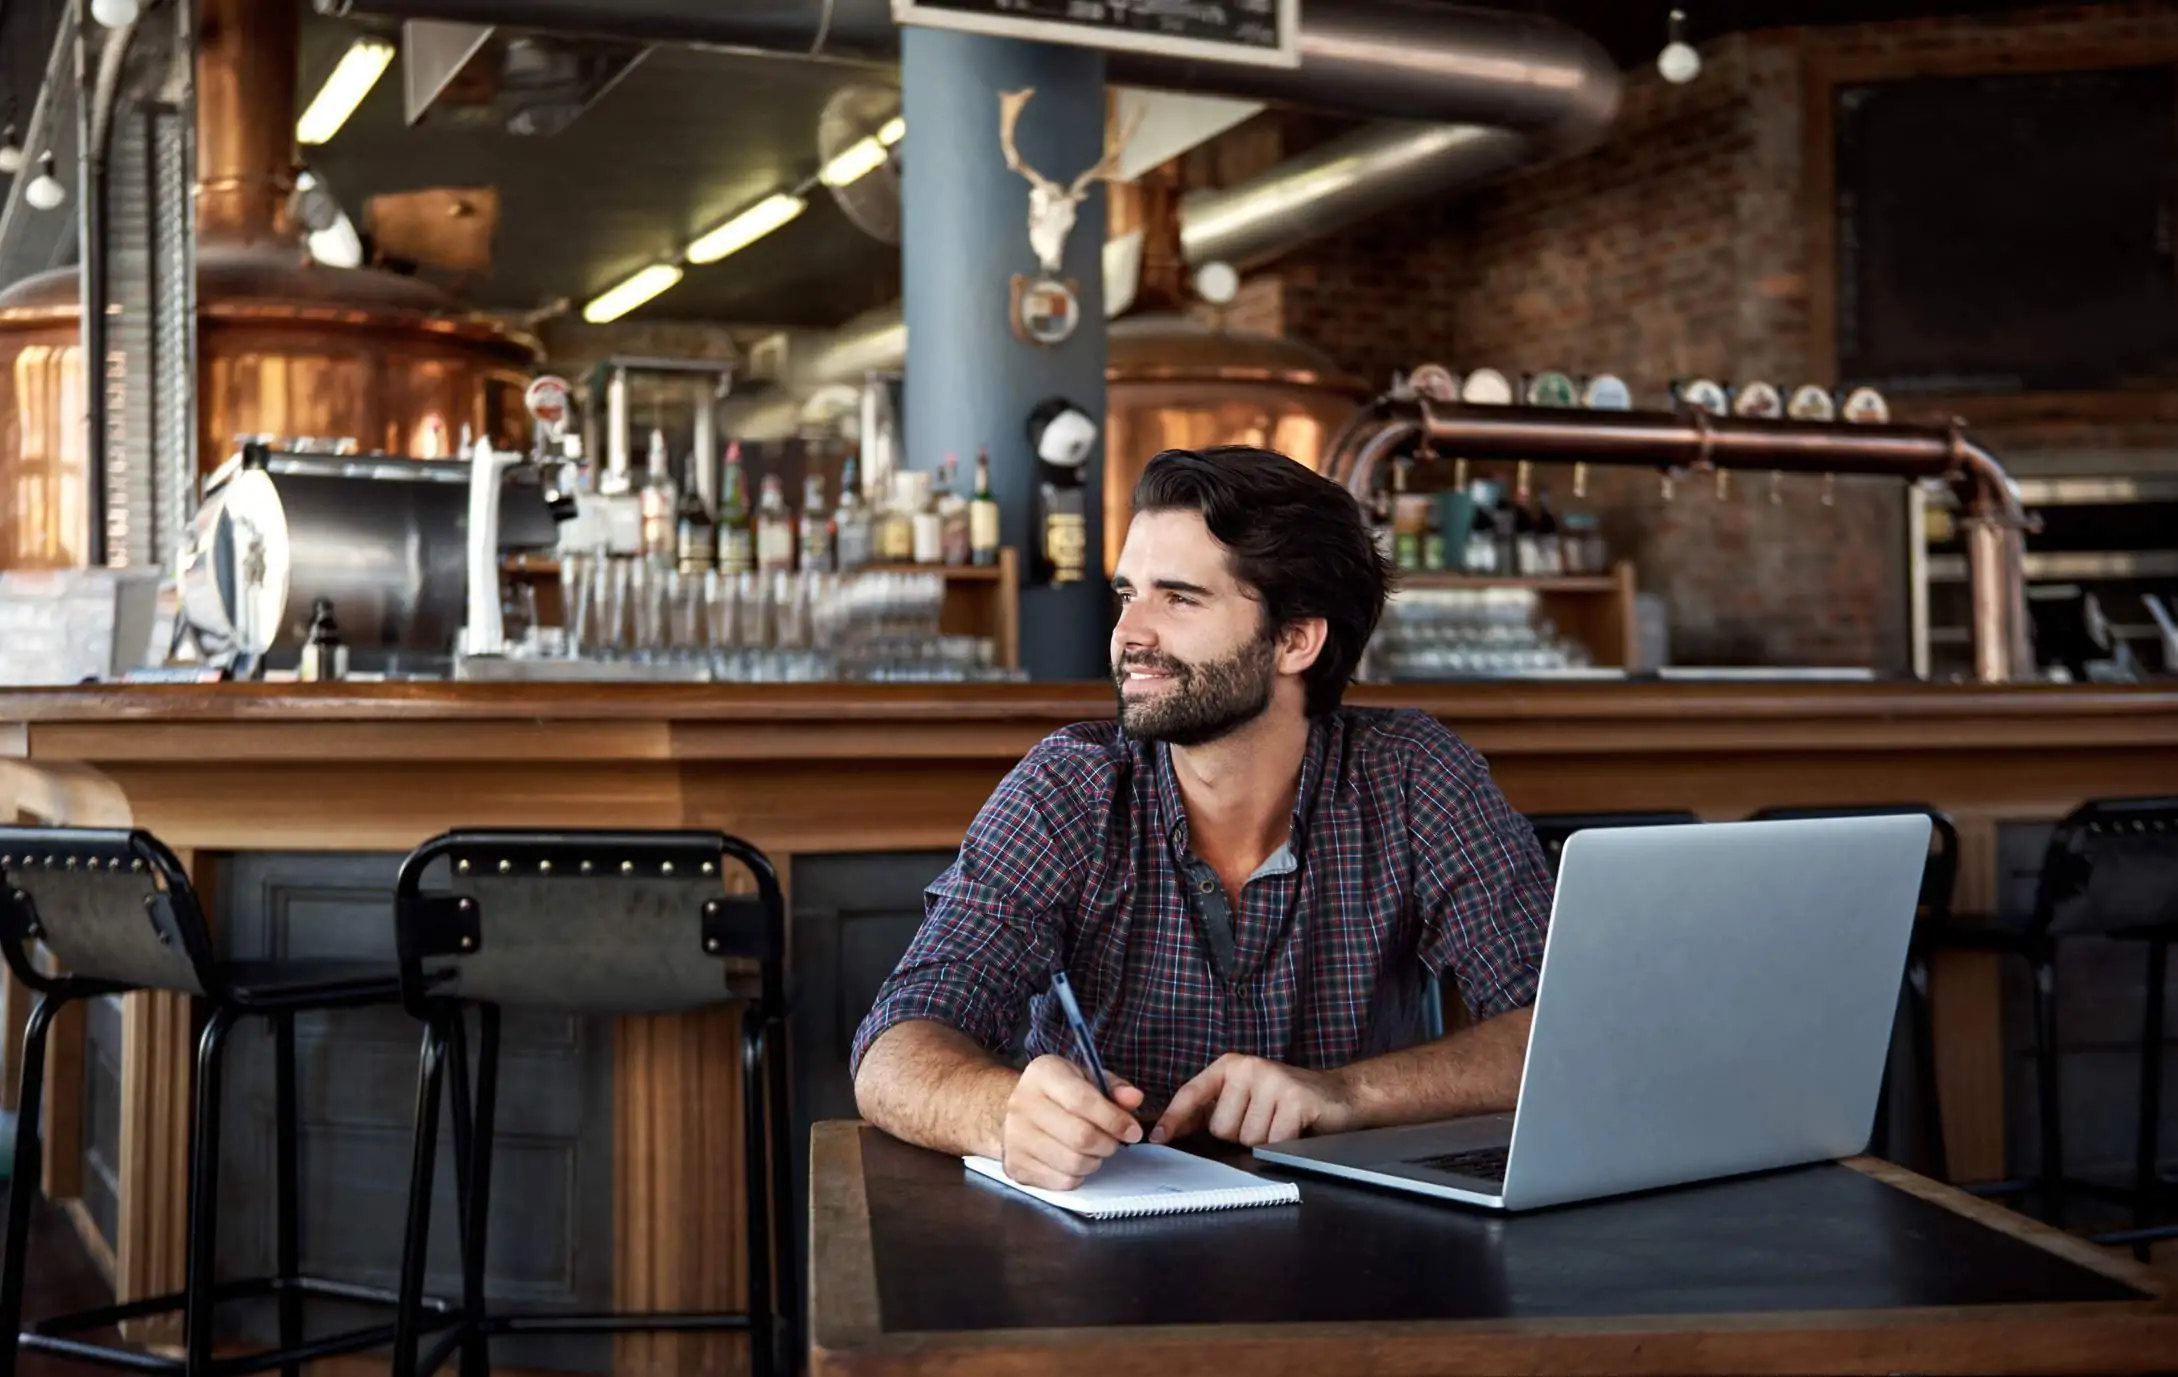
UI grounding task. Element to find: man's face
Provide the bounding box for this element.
[1109,508,1279,746]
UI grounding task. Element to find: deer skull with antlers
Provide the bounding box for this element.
[998,86,1144,277]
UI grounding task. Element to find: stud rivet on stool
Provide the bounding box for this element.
[460,936,476,951]
[621,860,635,875]
[132,859,145,872]
[661,861,674,876]
[539,859,552,874]
[457,859,471,874]
[701,861,715,875]
[498,859,513,874]
[705,937,721,953]
[580,860,594,875]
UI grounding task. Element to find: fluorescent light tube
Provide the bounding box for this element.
[686,192,807,264]
[819,135,889,188]
[583,264,683,323]
[297,39,395,146]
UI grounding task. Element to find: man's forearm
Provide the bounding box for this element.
[852,1019,1022,1158]
[1333,1005,1532,1132]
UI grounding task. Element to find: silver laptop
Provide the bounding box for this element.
[1254,813,1931,1211]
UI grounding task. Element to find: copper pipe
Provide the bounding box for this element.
[1958,438,2035,684]
[196,0,298,243]
[1329,400,2035,684]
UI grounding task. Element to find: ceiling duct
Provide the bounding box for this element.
[320,0,1621,426]
[318,0,1618,135]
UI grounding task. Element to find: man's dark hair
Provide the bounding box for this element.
[1130,445,1392,718]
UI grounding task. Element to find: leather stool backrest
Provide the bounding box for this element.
[2034,796,2178,939]
[395,828,785,1016]
[0,826,216,997]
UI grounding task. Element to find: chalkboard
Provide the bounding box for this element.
[1833,63,2178,395]
[891,0,1299,69]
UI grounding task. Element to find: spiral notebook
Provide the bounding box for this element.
[962,1144,1301,1219]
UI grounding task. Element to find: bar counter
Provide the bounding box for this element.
[4,678,2176,1376]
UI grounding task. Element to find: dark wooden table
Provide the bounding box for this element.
[808,1121,2178,1375]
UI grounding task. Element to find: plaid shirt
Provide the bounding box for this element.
[849,706,1554,1108]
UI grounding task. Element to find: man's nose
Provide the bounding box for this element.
[1113,598,1155,648]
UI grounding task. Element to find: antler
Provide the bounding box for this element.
[1066,102,1147,199]
[997,87,1062,195]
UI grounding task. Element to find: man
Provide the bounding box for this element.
[850,445,1554,1191]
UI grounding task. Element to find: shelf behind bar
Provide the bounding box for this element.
[502,557,1013,581]
[1392,572,1620,593]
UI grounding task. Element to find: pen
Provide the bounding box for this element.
[1047,969,1112,1101]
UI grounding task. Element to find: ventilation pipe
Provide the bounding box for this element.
[320,0,1622,415]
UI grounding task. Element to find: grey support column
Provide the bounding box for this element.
[900,26,1110,681]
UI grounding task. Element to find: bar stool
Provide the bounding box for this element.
[1524,810,1703,877]
[1749,804,1959,1178]
[387,828,792,1377]
[2019,796,2178,1257]
[0,825,462,1377]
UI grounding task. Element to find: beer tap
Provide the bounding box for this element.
[460,436,512,659]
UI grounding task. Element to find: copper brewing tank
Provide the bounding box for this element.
[1103,315,1369,573]
[0,0,538,572]
[1099,169,1369,573]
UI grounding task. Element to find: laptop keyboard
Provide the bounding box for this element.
[1404,1145,1510,1183]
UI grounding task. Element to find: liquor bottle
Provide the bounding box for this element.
[297,598,347,681]
[877,472,916,563]
[715,441,754,575]
[1390,457,1420,572]
[1421,501,1448,573]
[937,453,971,566]
[676,448,715,575]
[910,466,943,566]
[1532,484,1562,575]
[1465,481,1498,575]
[755,473,795,572]
[1492,477,1520,577]
[638,427,678,568]
[834,455,872,570]
[798,473,833,572]
[969,447,1000,567]
[1510,461,1539,575]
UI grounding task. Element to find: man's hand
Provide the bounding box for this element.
[1000,1054,1146,1190]
[1150,1053,1357,1147]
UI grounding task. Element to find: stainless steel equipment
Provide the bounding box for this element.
[176,443,558,674]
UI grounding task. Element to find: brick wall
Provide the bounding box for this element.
[1192,3,2178,671]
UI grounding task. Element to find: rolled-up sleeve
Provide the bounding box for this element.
[1404,721,1553,1022]
[848,752,1089,1078]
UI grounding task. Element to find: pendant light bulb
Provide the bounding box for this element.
[25,151,65,211]
[0,125,21,176]
[90,0,141,27]
[1657,8,1700,84]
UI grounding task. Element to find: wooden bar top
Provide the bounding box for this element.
[810,1122,2178,1376]
[2,680,2176,762]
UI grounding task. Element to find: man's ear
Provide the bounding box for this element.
[1277,616,1329,677]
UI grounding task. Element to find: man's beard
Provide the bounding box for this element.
[1113,629,1278,746]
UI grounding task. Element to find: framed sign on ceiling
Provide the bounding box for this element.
[891,0,1301,69]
